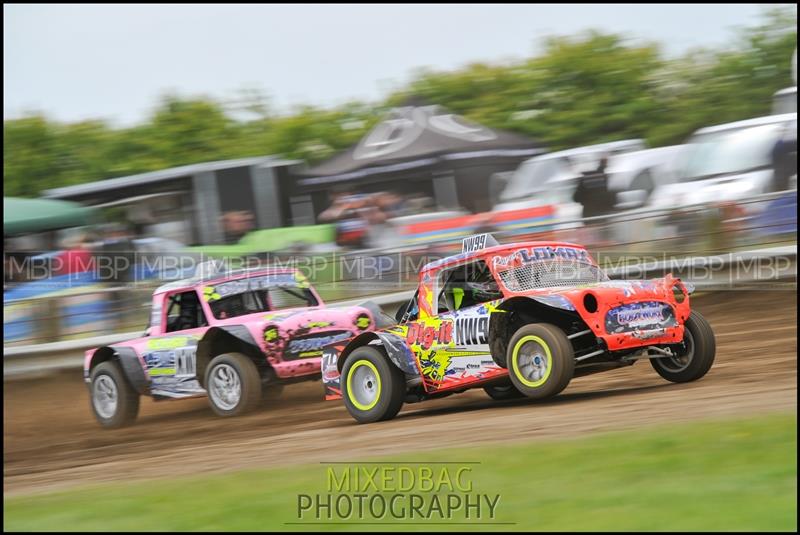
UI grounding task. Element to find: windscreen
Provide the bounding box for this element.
[203,274,318,319]
[680,123,784,181]
[499,157,570,201]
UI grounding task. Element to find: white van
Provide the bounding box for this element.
[648,113,797,211]
[492,139,646,219]
[773,87,797,115]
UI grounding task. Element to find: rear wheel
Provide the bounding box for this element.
[205,353,262,417]
[483,382,524,401]
[651,310,716,383]
[341,346,405,424]
[506,323,574,400]
[90,361,140,429]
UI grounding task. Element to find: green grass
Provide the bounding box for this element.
[4,413,797,532]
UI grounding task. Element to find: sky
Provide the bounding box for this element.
[4,3,796,126]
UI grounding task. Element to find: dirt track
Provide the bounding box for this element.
[4,290,797,497]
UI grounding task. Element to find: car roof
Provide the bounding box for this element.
[527,139,645,162]
[153,266,299,295]
[773,86,797,97]
[421,240,587,272]
[693,112,797,136]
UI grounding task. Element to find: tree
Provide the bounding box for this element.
[649,7,797,145]
[3,8,796,197]
[4,116,62,197]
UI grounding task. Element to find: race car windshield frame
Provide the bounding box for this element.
[209,286,318,320]
[438,259,502,313]
[397,290,420,323]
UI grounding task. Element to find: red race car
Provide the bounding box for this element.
[322,234,716,423]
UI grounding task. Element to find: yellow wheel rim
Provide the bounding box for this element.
[346,359,382,411]
[511,335,553,388]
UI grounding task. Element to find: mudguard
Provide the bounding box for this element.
[215,324,259,346]
[196,325,263,382]
[322,328,420,400]
[113,346,151,394]
[85,345,150,395]
[372,330,420,376]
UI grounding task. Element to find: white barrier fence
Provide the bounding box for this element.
[4,247,795,378]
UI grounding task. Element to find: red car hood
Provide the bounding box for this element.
[524,275,692,350]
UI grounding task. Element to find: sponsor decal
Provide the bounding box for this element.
[461,233,498,253]
[605,301,676,334]
[202,286,222,302]
[264,325,280,343]
[146,336,199,351]
[454,316,489,345]
[493,246,592,269]
[615,305,664,326]
[209,273,301,301]
[305,320,333,329]
[321,349,340,382]
[630,328,668,340]
[286,332,353,357]
[404,318,454,383]
[354,314,371,330]
[406,302,502,384]
[419,350,451,382]
[406,320,453,349]
[144,336,199,378]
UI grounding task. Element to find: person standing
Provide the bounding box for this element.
[572,156,617,246]
[572,156,615,219]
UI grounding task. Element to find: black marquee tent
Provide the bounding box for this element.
[293,104,545,215]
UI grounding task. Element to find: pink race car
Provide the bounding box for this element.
[84,264,390,428]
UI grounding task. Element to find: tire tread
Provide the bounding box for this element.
[205,352,262,417]
[90,360,140,429]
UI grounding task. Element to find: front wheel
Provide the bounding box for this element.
[89,361,140,429]
[341,346,406,424]
[651,310,716,383]
[506,323,575,400]
[205,353,262,417]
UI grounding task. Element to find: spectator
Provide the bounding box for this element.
[318,188,361,223]
[221,210,255,244]
[373,191,406,219]
[53,232,94,277]
[572,156,616,219]
[319,189,370,248]
[101,223,136,285]
[573,156,617,246]
[405,193,435,214]
[771,132,797,192]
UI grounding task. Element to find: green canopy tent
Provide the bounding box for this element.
[3,197,97,237]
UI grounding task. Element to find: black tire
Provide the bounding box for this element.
[89,360,140,429]
[205,353,262,417]
[506,323,575,400]
[651,310,716,383]
[483,382,525,401]
[341,346,405,424]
